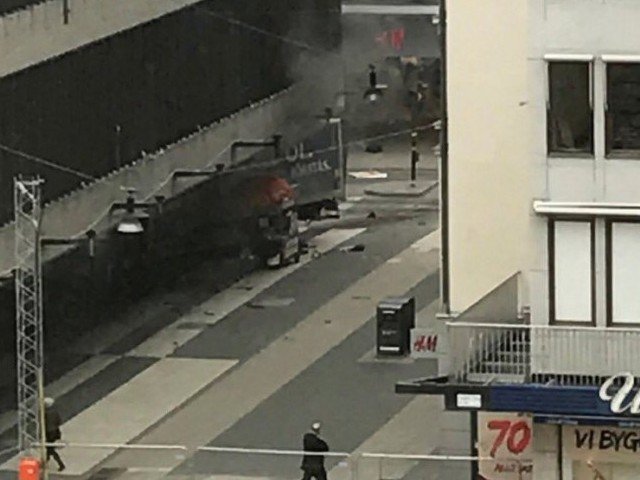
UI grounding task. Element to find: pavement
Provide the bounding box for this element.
[347,131,440,200]
[363,181,438,198]
[0,133,473,480]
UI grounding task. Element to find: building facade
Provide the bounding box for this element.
[399,1,640,479]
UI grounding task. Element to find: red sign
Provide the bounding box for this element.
[375,27,405,51]
[413,334,437,353]
[478,413,533,480]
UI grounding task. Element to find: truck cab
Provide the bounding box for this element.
[258,197,301,267]
[245,176,301,268]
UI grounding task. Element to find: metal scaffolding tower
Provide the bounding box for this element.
[14,177,44,452]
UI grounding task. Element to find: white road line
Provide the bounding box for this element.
[130,228,366,358]
[113,229,440,457]
[0,354,119,435]
[328,397,444,480]
[2,358,237,476]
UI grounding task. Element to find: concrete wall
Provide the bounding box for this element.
[0,85,318,277]
[527,0,640,325]
[532,423,565,480]
[446,0,532,314]
[0,0,203,78]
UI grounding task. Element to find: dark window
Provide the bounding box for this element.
[547,62,593,154]
[606,63,640,156]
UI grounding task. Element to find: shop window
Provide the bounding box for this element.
[606,63,640,156]
[547,62,593,155]
[606,221,640,324]
[549,220,594,323]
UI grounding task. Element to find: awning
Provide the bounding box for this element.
[533,201,640,217]
[534,414,640,428]
[341,4,439,15]
[395,375,492,411]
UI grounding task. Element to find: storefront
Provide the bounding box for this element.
[397,374,640,480]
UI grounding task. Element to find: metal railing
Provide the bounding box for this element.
[1,442,517,480]
[448,322,640,385]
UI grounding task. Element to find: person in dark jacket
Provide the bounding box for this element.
[44,397,65,472]
[300,422,329,480]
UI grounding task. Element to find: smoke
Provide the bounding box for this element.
[283,5,435,136]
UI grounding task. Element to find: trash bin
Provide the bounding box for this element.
[376,297,415,356]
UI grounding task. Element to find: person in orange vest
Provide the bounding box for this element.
[44,398,65,472]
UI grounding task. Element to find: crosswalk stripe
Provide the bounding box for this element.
[129,228,366,358]
[104,229,439,473]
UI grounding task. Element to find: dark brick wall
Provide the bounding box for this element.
[0,0,342,223]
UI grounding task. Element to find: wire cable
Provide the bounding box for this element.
[0,143,95,181]
[195,6,336,56]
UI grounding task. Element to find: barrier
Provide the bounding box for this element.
[28,442,188,477]
[195,445,354,480]
[0,442,533,480]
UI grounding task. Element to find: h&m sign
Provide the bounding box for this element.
[599,373,640,415]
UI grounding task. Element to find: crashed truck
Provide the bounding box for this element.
[213,124,346,268]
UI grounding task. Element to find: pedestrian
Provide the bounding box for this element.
[44,397,66,472]
[300,422,329,480]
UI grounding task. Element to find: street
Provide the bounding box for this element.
[1,136,470,480]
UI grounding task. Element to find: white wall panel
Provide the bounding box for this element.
[611,222,640,324]
[554,221,592,322]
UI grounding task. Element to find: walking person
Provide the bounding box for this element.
[300,422,329,480]
[44,397,66,472]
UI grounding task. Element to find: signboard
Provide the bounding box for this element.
[477,413,533,480]
[456,393,481,409]
[410,328,441,358]
[563,425,640,464]
[285,125,342,206]
[599,373,640,415]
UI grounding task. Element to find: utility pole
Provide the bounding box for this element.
[14,177,45,456]
[410,130,420,182]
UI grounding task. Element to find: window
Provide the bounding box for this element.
[549,220,594,323]
[547,62,593,154]
[606,63,640,156]
[606,221,640,324]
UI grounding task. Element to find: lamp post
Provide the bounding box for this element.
[114,125,122,170]
[363,64,387,103]
[410,130,420,182]
[109,188,163,235]
[363,65,388,153]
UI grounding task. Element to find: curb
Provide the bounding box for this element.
[364,181,439,198]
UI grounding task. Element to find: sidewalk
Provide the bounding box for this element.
[347,132,439,199]
[95,229,441,480]
[347,133,438,172]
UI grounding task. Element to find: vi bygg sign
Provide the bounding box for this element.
[599,373,640,414]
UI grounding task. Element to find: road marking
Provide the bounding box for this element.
[2,358,237,476]
[328,396,444,480]
[130,228,366,358]
[0,354,119,435]
[339,197,363,212]
[109,229,440,463]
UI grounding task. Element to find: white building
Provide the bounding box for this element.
[398,1,640,479]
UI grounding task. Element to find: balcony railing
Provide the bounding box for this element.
[447,322,640,386]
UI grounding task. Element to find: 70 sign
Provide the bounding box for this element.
[486,418,532,457]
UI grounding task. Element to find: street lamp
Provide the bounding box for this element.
[363,64,387,103]
[110,188,163,235]
[41,230,97,258]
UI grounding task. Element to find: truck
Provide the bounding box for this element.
[203,125,344,267]
[238,174,301,268]
[226,124,346,268]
